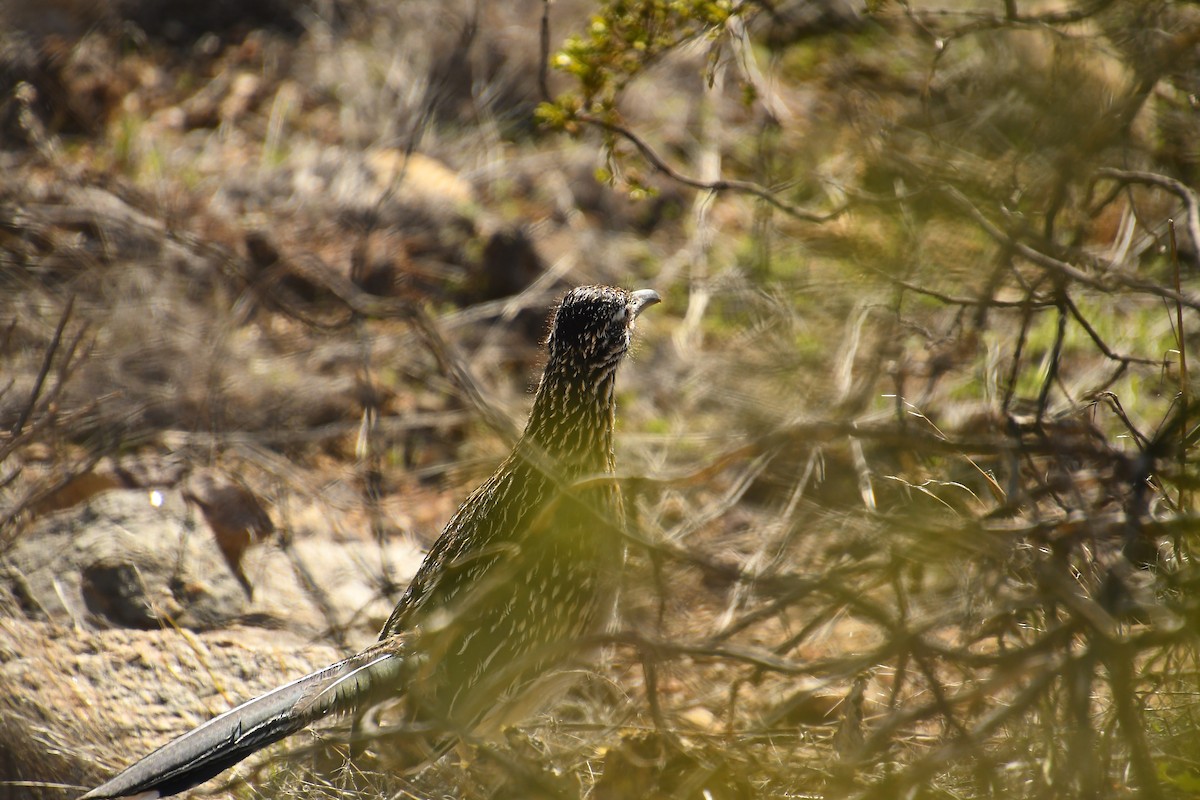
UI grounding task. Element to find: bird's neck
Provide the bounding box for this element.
[519,363,617,478]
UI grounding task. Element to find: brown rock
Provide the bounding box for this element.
[5,488,250,630]
[0,617,339,800]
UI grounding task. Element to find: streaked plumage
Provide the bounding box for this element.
[83,285,660,799]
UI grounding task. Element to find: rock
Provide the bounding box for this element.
[0,617,339,800]
[4,484,424,639]
[5,489,249,630]
[0,482,425,799]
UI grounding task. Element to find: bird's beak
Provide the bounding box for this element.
[628,289,661,320]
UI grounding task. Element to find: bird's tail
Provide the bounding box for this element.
[82,644,404,799]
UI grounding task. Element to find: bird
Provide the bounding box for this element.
[82,285,661,799]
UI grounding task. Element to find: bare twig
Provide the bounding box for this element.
[12,296,75,438]
[538,0,553,103]
[1096,168,1200,269]
[1167,220,1190,513]
[942,185,1200,311]
[1035,303,1067,419]
[1061,292,1157,368]
[577,113,849,224]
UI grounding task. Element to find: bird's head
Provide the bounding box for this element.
[545,286,661,376]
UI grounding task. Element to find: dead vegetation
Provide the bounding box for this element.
[2,0,1200,798]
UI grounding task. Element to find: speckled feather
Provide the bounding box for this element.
[380,285,656,729]
[82,285,659,800]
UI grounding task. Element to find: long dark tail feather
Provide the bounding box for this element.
[81,647,404,799]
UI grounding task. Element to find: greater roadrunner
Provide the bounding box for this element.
[83,285,660,799]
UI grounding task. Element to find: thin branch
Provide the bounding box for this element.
[1061,292,1157,368]
[1035,302,1066,419]
[942,185,1200,310]
[1095,167,1200,270]
[1169,220,1189,510]
[887,273,1055,309]
[538,0,552,103]
[901,0,1117,42]
[1003,292,1035,414]
[577,113,849,223]
[12,295,75,437]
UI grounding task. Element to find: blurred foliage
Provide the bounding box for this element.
[535,1,1200,799]
[537,0,732,124]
